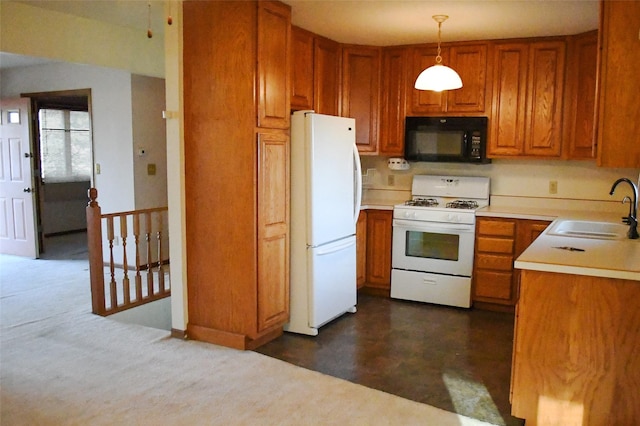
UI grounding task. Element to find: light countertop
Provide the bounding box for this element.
[360,198,401,211]
[481,205,640,281]
[513,211,640,281]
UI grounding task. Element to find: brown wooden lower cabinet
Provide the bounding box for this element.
[358,209,392,296]
[356,210,367,289]
[511,270,640,424]
[472,216,550,311]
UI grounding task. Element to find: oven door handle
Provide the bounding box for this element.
[393,219,474,233]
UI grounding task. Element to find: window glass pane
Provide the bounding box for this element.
[39,109,91,182]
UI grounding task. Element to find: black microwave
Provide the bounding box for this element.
[404,116,490,164]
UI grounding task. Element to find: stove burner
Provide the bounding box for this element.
[405,198,439,207]
[446,200,479,210]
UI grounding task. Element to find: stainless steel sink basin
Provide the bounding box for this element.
[547,220,628,240]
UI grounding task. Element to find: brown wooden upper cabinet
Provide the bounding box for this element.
[488,39,566,158]
[342,45,381,153]
[597,0,640,168]
[378,46,408,157]
[257,0,291,130]
[314,35,341,116]
[290,27,341,115]
[290,26,315,111]
[407,42,489,115]
[563,31,598,160]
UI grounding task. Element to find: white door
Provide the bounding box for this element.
[308,113,357,246]
[308,235,357,328]
[0,98,38,258]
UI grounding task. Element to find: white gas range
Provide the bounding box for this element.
[391,175,490,308]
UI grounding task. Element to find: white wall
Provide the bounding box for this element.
[132,74,168,211]
[1,62,137,213]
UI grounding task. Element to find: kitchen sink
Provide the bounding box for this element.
[547,220,629,240]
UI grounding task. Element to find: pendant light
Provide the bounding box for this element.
[414,15,463,92]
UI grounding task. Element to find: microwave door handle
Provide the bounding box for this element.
[463,131,469,156]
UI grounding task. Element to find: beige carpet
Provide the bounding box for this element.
[0,253,496,425]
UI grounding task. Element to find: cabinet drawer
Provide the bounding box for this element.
[478,219,516,237]
[475,253,513,271]
[474,270,514,301]
[477,237,514,254]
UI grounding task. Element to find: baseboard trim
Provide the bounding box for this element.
[171,328,187,339]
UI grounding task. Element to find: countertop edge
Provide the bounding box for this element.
[514,260,640,281]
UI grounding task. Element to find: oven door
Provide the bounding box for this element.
[392,219,475,276]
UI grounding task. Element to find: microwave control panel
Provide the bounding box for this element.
[469,131,482,158]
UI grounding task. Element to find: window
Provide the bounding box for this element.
[39,109,92,182]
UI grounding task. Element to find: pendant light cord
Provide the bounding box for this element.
[435,21,443,64]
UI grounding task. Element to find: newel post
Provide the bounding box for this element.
[86,188,106,315]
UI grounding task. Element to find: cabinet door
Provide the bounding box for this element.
[597,1,640,168]
[314,35,341,116]
[342,45,381,153]
[563,31,597,160]
[523,41,565,157]
[365,210,392,290]
[513,219,549,304]
[356,210,367,289]
[256,130,290,333]
[379,46,407,156]
[408,46,447,113]
[489,43,529,157]
[515,220,549,258]
[447,43,488,113]
[257,0,291,130]
[291,26,314,111]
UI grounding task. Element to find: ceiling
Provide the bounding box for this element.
[2,0,600,68]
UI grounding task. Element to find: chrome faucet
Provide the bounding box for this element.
[609,178,639,239]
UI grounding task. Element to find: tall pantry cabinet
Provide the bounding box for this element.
[183,0,291,350]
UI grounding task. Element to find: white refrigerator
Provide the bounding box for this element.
[284,111,362,336]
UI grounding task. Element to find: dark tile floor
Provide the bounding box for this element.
[256,294,525,426]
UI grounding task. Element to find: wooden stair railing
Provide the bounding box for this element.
[87,188,170,316]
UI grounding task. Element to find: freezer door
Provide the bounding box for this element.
[307,113,357,246]
[308,236,357,328]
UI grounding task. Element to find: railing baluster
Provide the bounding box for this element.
[133,213,142,302]
[156,211,165,293]
[106,216,117,309]
[145,211,154,297]
[120,216,130,305]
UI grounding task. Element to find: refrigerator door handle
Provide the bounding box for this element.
[353,143,362,225]
[316,238,356,256]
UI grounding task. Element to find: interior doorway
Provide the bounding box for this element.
[26,89,93,257]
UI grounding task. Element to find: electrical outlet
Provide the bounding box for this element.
[388,175,395,186]
[549,180,558,194]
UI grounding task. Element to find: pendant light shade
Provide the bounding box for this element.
[414,64,462,91]
[414,15,463,92]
